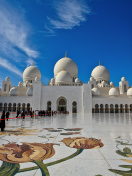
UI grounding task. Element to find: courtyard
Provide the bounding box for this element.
[0,113,132,175]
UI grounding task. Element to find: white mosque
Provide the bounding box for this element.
[0,53,132,114]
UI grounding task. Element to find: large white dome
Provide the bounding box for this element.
[91,65,110,82]
[54,56,78,78]
[23,65,41,82]
[55,70,72,85]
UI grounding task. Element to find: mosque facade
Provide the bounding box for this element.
[0,54,132,114]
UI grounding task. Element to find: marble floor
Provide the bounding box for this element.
[0,112,132,176]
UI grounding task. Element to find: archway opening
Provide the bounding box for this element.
[47,101,51,111]
[120,104,123,113]
[100,104,104,113]
[125,104,128,113]
[105,104,109,113]
[22,103,25,111]
[4,103,7,111]
[13,103,16,112]
[110,104,114,113]
[115,104,118,113]
[72,101,77,113]
[27,103,30,112]
[8,103,12,112]
[95,104,99,113]
[57,97,67,112]
[17,103,21,112]
[0,103,2,111]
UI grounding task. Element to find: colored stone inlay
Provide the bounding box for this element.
[61,137,104,149]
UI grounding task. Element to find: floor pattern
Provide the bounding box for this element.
[0,113,132,175]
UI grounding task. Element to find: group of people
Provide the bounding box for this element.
[36,110,57,117]
[0,109,69,132]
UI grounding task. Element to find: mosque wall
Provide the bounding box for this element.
[0,96,32,104]
[40,85,83,113]
[82,84,92,113]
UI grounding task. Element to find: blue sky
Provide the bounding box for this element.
[0,0,131,87]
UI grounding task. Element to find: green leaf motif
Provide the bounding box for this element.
[109,168,132,175]
[123,147,132,154]
[0,162,20,176]
[116,150,129,157]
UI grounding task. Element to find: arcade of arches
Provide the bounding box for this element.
[0,100,78,113]
[93,104,132,113]
[2,102,131,114]
[0,103,31,112]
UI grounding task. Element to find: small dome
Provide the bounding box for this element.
[23,65,41,82]
[92,87,100,96]
[110,82,114,86]
[10,87,18,96]
[27,87,33,96]
[54,55,78,78]
[91,65,110,82]
[109,87,119,96]
[55,70,72,84]
[75,78,80,83]
[51,78,55,83]
[127,87,132,96]
[121,77,126,81]
[5,77,10,81]
[90,77,95,81]
[18,81,23,87]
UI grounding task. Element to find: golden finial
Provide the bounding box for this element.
[62,67,65,71]
[99,61,101,66]
[32,61,34,66]
[65,51,67,57]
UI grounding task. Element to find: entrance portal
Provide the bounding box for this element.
[57,98,67,112]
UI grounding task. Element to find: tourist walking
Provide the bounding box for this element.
[16,110,20,118]
[0,111,5,131]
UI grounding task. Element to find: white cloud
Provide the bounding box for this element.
[0,3,39,59]
[0,57,23,77]
[47,0,90,29]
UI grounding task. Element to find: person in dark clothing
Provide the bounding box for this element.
[1,111,5,131]
[6,111,10,121]
[21,111,25,119]
[16,110,20,118]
